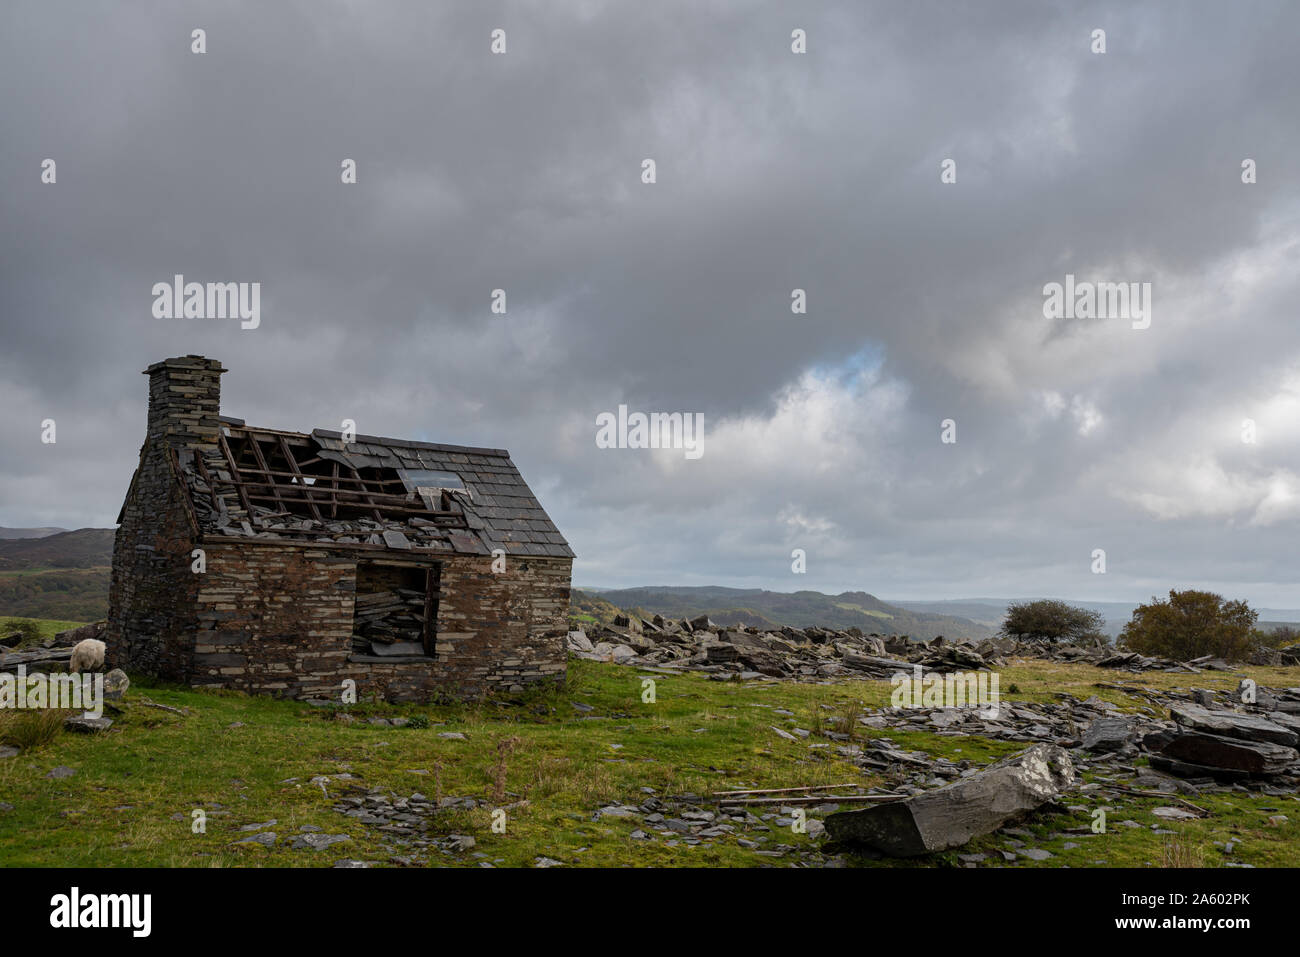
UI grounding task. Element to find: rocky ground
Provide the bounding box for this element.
[550,616,1300,864]
[300,667,1300,867]
[7,617,1298,868]
[567,613,1296,681]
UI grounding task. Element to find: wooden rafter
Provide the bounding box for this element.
[344,461,385,521]
[217,434,255,516]
[277,434,324,522]
[205,427,467,527]
[246,436,286,515]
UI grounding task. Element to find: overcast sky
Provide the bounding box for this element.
[3,1,1299,606]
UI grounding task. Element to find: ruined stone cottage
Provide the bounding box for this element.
[106,355,573,701]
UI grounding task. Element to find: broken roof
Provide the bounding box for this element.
[174,416,573,559]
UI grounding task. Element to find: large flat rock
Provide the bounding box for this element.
[1152,730,1297,776]
[1169,702,1298,747]
[825,744,1075,857]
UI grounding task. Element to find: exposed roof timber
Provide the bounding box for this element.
[219,431,449,521]
[181,420,572,558]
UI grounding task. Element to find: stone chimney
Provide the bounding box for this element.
[144,355,227,452]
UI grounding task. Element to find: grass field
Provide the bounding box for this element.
[2,635,1298,868]
[0,616,86,645]
[0,567,110,622]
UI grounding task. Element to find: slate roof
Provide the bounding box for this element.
[175,416,573,559]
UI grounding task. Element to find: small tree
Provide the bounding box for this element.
[1000,600,1106,644]
[0,618,42,648]
[1118,589,1257,661]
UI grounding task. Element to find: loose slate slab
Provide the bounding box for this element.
[1264,711,1300,736]
[380,529,411,550]
[292,833,351,851]
[1082,715,1136,752]
[1146,754,1249,781]
[1155,731,1297,776]
[824,744,1075,857]
[64,715,113,733]
[1169,702,1298,747]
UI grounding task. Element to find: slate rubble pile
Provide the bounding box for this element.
[848,677,1300,783]
[316,784,512,866]
[560,617,1300,860]
[305,678,1300,866]
[350,588,427,654]
[1143,693,1300,781]
[590,790,840,864]
[566,616,1240,680]
[568,617,1300,789]
[331,787,486,860]
[648,684,1300,861]
[568,616,1005,680]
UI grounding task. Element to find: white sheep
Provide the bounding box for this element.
[69,638,106,675]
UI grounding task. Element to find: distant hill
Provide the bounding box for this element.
[0,527,66,540]
[887,599,1008,628]
[577,585,995,641]
[570,589,627,627]
[0,568,109,621]
[0,528,114,621]
[0,528,115,571]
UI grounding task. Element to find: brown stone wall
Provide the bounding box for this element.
[189,543,572,702]
[191,544,355,696]
[421,552,571,696]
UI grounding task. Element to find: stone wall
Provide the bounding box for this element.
[106,356,225,678]
[189,542,571,701]
[105,464,200,679]
[424,552,571,695]
[190,543,354,696]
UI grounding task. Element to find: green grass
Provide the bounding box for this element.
[0,657,1297,867]
[1,616,87,645]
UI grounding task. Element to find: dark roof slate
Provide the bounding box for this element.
[178,420,572,559]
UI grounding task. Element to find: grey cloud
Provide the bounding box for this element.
[3,0,1299,606]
